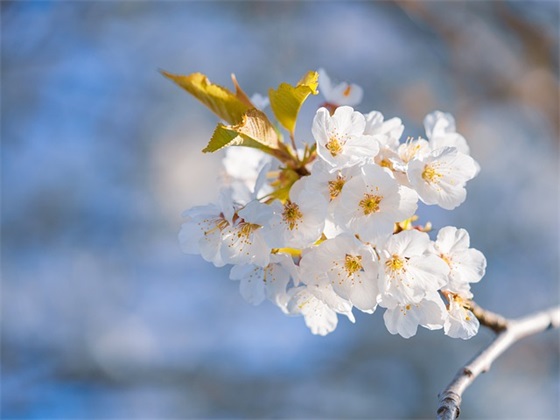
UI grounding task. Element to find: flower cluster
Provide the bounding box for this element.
[175,69,486,338]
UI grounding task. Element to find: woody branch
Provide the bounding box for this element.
[437,304,560,420]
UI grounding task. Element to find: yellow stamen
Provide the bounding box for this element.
[359,193,383,215]
[204,217,229,235]
[344,254,363,275]
[282,201,303,230]
[440,253,452,267]
[343,85,352,97]
[385,254,405,272]
[326,137,343,157]
[380,159,394,170]
[422,164,443,184]
[328,175,346,200]
[237,222,260,238]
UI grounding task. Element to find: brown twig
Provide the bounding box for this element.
[437,304,560,419]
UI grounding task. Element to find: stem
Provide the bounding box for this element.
[437,304,560,420]
[289,131,298,155]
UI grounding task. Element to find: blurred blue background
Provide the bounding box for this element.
[2,1,559,418]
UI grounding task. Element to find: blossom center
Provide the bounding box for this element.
[422,164,443,184]
[328,175,346,200]
[204,217,229,235]
[440,253,452,267]
[399,138,425,163]
[359,193,383,215]
[379,158,394,170]
[385,254,405,273]
[282,201,303,230]
[343,85,352,97]
[326,136,343,157]
[344,254,363,275]
[237,222,260,238]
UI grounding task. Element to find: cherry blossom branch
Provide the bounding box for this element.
[437,304,560,420]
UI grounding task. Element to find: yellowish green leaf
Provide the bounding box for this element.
[268,71,319,135]
[161,70,249,124]
[203,124,241,153]
[233,109,279,149]
[203,109,280,153]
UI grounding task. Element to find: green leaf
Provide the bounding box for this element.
[203,109,280,153]
[161,70,250,124]
[268,71,319,135]
[203,124,240,153]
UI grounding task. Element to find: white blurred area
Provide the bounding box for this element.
[2,1,558,418]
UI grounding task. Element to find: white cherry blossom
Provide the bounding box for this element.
[396,137,431,168]
[220,200,272,267]
[263,177,327,249]
[444,293,480,339]
[177,76,488,340]
[336,163,418,242]
[424,111,470,155]
[178,188,238,267]
[300,234,380,313]
[229,253,293,308]
[379,230,449,306]
[318,68,363,107]
[407,147,480,210]
[304,160,362,237]
[313,106,379,171]
[179,204,227,267]
[286,286,339,336]
[363,111,404,147]
[383,292,447,339]
[431,226,487,295]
